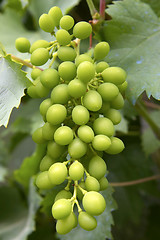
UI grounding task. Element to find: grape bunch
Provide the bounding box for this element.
[15,6,127,235]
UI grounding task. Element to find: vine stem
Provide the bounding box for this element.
[100,0,106,19]
[110,174,160,187]
[143,100,160,110]
[86,0,98,17]
[10,54,43,70]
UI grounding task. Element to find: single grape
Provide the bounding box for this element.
[48,162,67,185]
[57,46,76,62]
[69,161,84,181]
[47,141,66,159]
[83,90,102,112]
[105,137,124,154]
[102,66,127,85]
[34,78,50,98]
[68,138,87,159]
[42,122,59,140]
[94,42,110,60]
[68,79,87,98]
[40,68,60,89]
[118,81,128,93]
[52,199,72,219]
[39,98,52,117]
[56,212,77,235]
[75,54,93,66]
[39,13,55,32]
[85,176,100,192]
[93,117,114,137]
[54,190,72,202]
[99,177,109,191]
[54,126,73,145]
[72,105,90,125]
[56,29,71,46]
[48,6,63,28]
[51,84,70,104]
[99,102,110,114]
[31,68,42,80]
[97,82,119,102]
[77,61,95,83]
[32,127,46,144]
[58,61,76,82]
[60,15,74,30]
[40,155,56,171]
[77,125,94,143]
[88,155,107,180]
[82,191,106,215]
[78,211,97,231]
[46,104,67,125]
[36,171,54,189]
[77,180,86,200]
[30,40,50,53]
[30,48,49,66]
[104,109,121,125]
[27,85,38,98]
[92,134,111,151]
[95,61,109,73]
[15,37,30,53]
[110,92,124,109]
[73,21,92,39]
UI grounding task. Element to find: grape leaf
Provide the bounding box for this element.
[103,0,160,103]
[141,0,160,17]
[0,55,31,127]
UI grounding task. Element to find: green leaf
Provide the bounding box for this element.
[0,42,6,56]
[141,0,160,17]
[0,55,30,127]
[103,0,160,103]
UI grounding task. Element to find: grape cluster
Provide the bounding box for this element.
[15,6,127,235]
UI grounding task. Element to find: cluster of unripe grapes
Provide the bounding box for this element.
[15,6,127,235]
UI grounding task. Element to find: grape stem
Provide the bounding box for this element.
[49,52,58,68]
[86,0,98,17]
[77,185,87,195]
[10,54,43,70]
[100,0,106,19]
[65,179,72,191]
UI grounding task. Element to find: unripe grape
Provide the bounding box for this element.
[102,67,127,85]
[54,126,73,145]
[57,46,76,62]
[34,79,50,98]
[51,84,70,104]
[72,105,90,125]
[92,134,111,151]
[78,211,97,231]
[47,141,66,159]
[31,68,42,80]
[56,212,77,235]
[40,68,60,89]
[56,29,71,46]
[48,6,63,28]
[88,155,107,180]
[30,40,50,53]
[15,37,30,53]
[105,137,124,154]
[75,54,93,66]
[94,42,110,60]
[68,138,87,159]
[40,155,56,171]
[83,90,102,112]
[46,104,67,125]
[48,162,67,185]
[95,61,109,73]
[54,190,72,202]
[85,176,100,192]
[77,61,95,83]
[97,82,119,102]
[99,102,110,114]
[93,117,114,137]
[58,61,76,81]
[104,109,121,125]
[111,92,124,109]
[52,199,72,220]
[42,122,59,140]
[68,79,87,98]
[118,81,128,93]
[32,127,46,144]
[27,85,38,98]
[39,98,52,117]
[82,191,106,215]
[73,21,92,39]
[69,161,84,181]
[60,15,74,30]
[30,48,49,66]
[36,171,54,189]
[77,125,94,143]
[99,177,109,190]
[39,13,55,32]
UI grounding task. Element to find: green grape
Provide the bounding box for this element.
[27,85,38,98]
[99,102,110,114]
[48,6,63,28]
[15,37,30,53]
[83,90,102,112]
[99,177,109,191]
[77,181,86,200]
[93,117,114,137]
[40,68,60,89]
[51,84,70,104]
[95,61,109,73]
[105,137,124,154]
[57,46,76,62]
[54,126,73,145]
[78,211,97,231]
[48,162,67,185]
[52,199,72,219]
[34,78,50,98]
[75,54,93,67]
[97,82,119,102]
[32,127,46,144]
[31,68,42,80]
[68,138,87,159]
[104,109,121,125]
[94,41,110,60]
[77,61,95,83]
[46,104,67,125]
[88,155,107,180]
[56,212,77,235]
[36,171,54,189]
[58,61,76,82]
[56,29,71,46]
[69,161,84,181]
[30,48,49,66]
[68,79,87,98]
[54,190,72,202]
[77,125,94,143]
[92,134,111,151]
[30,40,50,53]
[42,122,59,140]
[39,98,52,117]
[72,105,90,125]
[73,21,92,39]
[47,141,66,159]
[60,15,74,30]
[39,13,55,32]
[102,67,127,85]
[118,81,128,93]
[40,155,56,171]
[82,191,106,215]
[111,92,124,109]
[85,176,100,192]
